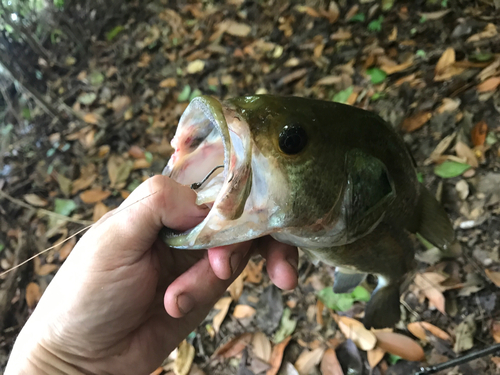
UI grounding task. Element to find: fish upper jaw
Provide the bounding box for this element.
[162,96,289,249]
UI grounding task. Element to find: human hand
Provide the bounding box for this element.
[5,175,298,375]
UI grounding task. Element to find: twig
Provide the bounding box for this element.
[415,343,500,374]
[0,78,23,126]
[0,189,93,226]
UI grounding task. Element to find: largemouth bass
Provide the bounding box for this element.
[161,95,454,328]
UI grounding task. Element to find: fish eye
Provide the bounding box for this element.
[279,124,308,155]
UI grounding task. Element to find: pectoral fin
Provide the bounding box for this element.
[363,278,401,329]
[408,184,455,251]
[333,267,366,294]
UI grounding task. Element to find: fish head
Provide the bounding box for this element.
[162,95,400,249]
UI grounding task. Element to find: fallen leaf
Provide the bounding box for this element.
[471,120,488,147]
[160,77,177,88]
[233,304,256,319]
[245,259,264,284]
[107,155,134,189]
[213,296,232,334]
[485,269,500,287]
[367,347,386,368]
[401,111,432,132]
[57,173,72,196]
[23,194,48,207]
[174,340,195,375]
[80,188,111,204]
[83,112,101,125]
[274,308,297,344]
[25,282,41,308]
[133,159,152,170]
[467,23,498,43]
[414,273,447,314]
[279,69,308,86]
[380,59,414,75]
[373,331,425,362]
[437,98,461,114]
[455,142,479,168]
[295,5,320,18]
[418,9,451,20]
[315,75,342,86]
[227,271,245,300]
[252,332,272,362]
[434,48,465,81]
[425,132,456,165]
[59,237,76,261]
[93,202,109,222]
[137,53,151,67]
[434,160,471,179]
[294,347,325,375]
[111,95,131,113]
[128,145,145,159]
[186,60,205,74]
[222,20,252,37]
[36,263,59,276]
[72,164,97,194]
[213,332,253,358]
[320,348,343,375]
[267,336,292,375]
[54,198,77,217]
[336,316,377,351]
[407,322,452,343]
[477,76,500,92]
[454,314,476,353]
[491,321,500,343]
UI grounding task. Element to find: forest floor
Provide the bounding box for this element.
[1,0,500,374]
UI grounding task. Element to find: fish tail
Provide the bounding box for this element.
[363,277,401,329]
[407,183,455,251]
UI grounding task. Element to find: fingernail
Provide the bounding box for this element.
[176,294,194,315]
[287,257,298,274]
[230,252,243,275]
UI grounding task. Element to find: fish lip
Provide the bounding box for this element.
[162,95,253,249]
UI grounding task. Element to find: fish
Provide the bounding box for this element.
[161,94,455,329]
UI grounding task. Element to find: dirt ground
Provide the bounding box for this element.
[1,0,500,374]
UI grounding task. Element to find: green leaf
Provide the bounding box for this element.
[419,15,427,23]
[416,49,427,58]
[1,124,14,136]
[387,354,402,365]
[54,198,77,216]
[208,84,218,92]
[178,85,192,102]
[370,92,385,101]
[434,161,471,178]
[470,52,494,62]
[46,148,56,157]
[368,16,384,32]
[441,0,448,7]
[144,151,153,163]
[349,13,365,22]
[189,89,202,101]
[417,172,424,183]
[486,132,498,145]
[332,86,353,103]
[366,68,387,84]
[89,71,104,86]
[77,92,97,105]
[273,308,297,344]
[4,24,14,33]
[382,0,395,11]
[106,26,124,42]
[53,0,64,8]
[317,286,371,312]
[127,179,141,192]
[21,107,31,120]
[0,243,4,253]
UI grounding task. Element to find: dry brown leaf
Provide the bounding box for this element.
[315,75,342,86]
[471,121,488,148]
[107,155,133,189]
[491,321,500,343]
[83,112,101,125]
[174,340,195,375]
[414,272,447,314]
[380,59,414,75]
[407,321,452,343]
[337,316,377,351]
[137,53,151,67]
[295,5,320,18]
[80,188,111,204]
[345,5,359,20]
[246,259,264,284]
[367,347,386,368]
[477,76,500,92]
[59,237,76,261]
[133,159,152,170]
[425,132,456,165]
[418,9,451,20]
[280,69,308,85]
[434,47,465,81]
[316,300,324,326]
[485,269,500,287]
[233,304,256,319]
[437,98,461,114]
[267,336,292,375]
[252,332,272,363]
[228,271,245,300]
[111,96,131,113]
[160,77,177,88]
[374,331,425,362]
[320,348,343,375]
[330,29,352,41]
[217,20,252,37]
[467,23,498,43]
[324,1,340,23]
[213,297,232,333]
[294,347,325,375]
[25,282,41,308]
[23,194,48,207]
[213,332,253,359]
[186,60,205,74]
[71,165,97,195]
[93,202,109,222]
[401,111,432,132]
[36,263,59,276]
[128,145,145,159]
[455,142,478,168]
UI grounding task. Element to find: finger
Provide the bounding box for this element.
[208,242,251,280]
[92,175,209,252]
[259,238,298,290]
[164,242,252,318]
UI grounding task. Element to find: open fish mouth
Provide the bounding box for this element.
[161,96,280,249]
